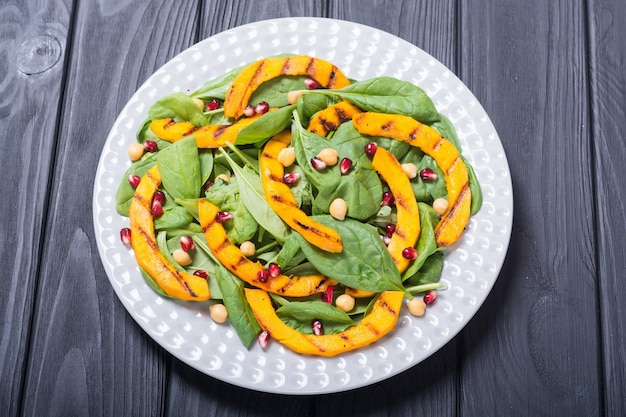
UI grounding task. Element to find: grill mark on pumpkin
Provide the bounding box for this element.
[433,137,445,152]
[281,57,292,74]
[212,125,228,138]
[215,238,231,253]
[133,194,150,210]
[436,183,469,237]
[446,157,461,175]
[271,194,298,208]
[381,121,393,131]
[305,57,316,78]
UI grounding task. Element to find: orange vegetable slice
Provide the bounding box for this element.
[198,199,337,296]
[259,130,343,253]
[307,101,362,136]
[129,166,210,301]
[352,112,472,247]
[245,288,404,357]
[224,55,351,119]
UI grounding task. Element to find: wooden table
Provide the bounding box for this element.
[2,1,625,415]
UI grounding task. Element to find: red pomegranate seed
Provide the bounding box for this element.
[282,172,301,185]
[258,331,270,348]
[144,140,158,153]
[180,235,195,252]
[402,247,418,260]
[304,78,320,90]
[381,191,395,207]
[193,270,209,279]
[255,101,270,115]
[153,191,166,205]
[310,156,327,171]
[128,174,141,188]
[120,228,132,246]
[322,285,335,304]
[312,320,324,336]
[339,157,353,175]
[364,142,378,157]
[268,262,281,278]
[423,290,438,305]
[215,211,233,223]
[385,223,396,237]
[257,268,270,283]
[243,105,256,117]
[207,99,221,111]
[420,168,438,181]
[151,200,163,216]
[203,181,214,191]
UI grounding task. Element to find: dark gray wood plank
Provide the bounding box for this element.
[19,1,200,416]
[0,1,69,416]
[588,1,626,415]
[458,1,600,415]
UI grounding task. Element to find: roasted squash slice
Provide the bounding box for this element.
[307,101,362,136]
[259,130,343,253]
[198,199,338,296]
[352,112,472,247]
[245,288,404,356]
[149,114,263,148]
[129,166,210,301]
[224,55,351,119]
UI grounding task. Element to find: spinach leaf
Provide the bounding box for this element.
[277,301,356,335]
[463,156,483,215]
[419,155,447,200]
[296,93,337,128]
[199,150,214,186]
[431,114,461,151]
[286,165,312,208]
[154,205,194,231]
[235,104,296,146]
[148,92,208,126]
[294,216,406,294]
[404,252,444,287]
[401,203,440,281]
[115,152,157,216]
[157,135,202,200]
[139,268,169,297]
[204,178,257,244]
[250,76,307,107]
[275,233,304,269]
[215,266,261,348]
[190,66,243,100]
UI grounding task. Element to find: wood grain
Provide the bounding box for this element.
[458,1,600,415]
[588,1,626,415]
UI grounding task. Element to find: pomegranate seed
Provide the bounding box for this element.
[423,290,438,305]
[120,228,132,246]
[311,156,327,171]
[193,270,209,279]
[322,285,335,304]
[381,191,395,207]
[180,235,195,252]
[203,181,214,191]
[144,140,158,153]
[268,262,281,278]
[153,191,166,205]
[402,247,418,260]
[243,105,256,117]
[364,142,378,157]
[258,331,270,348]
[207,99,221,111]
[420,168,438,181]
[255,101,269,115]
[385,223,396,237]
[304,78,320,90]
[339,157,353,175]
[128,174,141,188]
[312,320,324,336]
[282,172,301,185]
[215,211,233,223]
[151,200,163,216]
[257,268,270,283]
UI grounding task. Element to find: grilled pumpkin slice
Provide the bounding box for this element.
[352,112,472,247]
[198,199,338,296]
[224,55,351,119]
[245,288,404,357]
[129,166,210,301]
[259,130,343,253]
[149,114,263,148]
[307,101,362,136]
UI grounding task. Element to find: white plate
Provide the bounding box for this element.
[93,17,512,395]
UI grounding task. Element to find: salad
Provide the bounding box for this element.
[115,55,482,357]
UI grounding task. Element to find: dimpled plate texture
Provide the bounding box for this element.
[93,17,513,395]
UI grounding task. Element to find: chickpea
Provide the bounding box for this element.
[433,198,449,216]
[215,173,231,184]
[193,97,205,110]
[407,298,427,317]
[401,163,418,179]
[335,294,355,312]
[317,148,339,166]
[209,304,229,324]
[329,198,348,220]
[277,147,296,167]
[128,142,145,161]
[240,240,256,257]
[287,90,303,104]
[173,249,192,266]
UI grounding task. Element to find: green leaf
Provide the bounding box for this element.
[235,104,296,145]
[157,136,202,200]
[404,252,444,287]
[296,93,337,128]
[277,300,356,334]
[250,76,307,107]
[204,178,258,244]
[139,267,169,297]
[463,156,483,215]
[431,114,461,152]
[419,155,447,200]
[154,205,194,231]
[148,92,208,126]
[190,66,243,100]
[294,216,406,294]
[401,203,440,281]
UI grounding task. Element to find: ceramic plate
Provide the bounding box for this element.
[93,17,512,395]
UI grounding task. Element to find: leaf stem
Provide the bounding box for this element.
[404,282,447,295]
